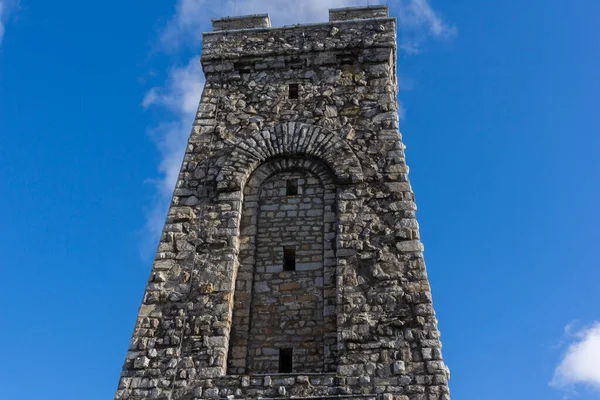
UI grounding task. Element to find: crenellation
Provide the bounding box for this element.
[201,19,396,69]
[329,5,389,22]
[211,14,271,31]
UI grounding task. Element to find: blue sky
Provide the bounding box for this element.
[1,0,599,399]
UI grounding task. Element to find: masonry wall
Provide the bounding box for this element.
[115,6,450,400]
[248,171,329,373]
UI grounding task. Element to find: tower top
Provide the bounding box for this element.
[210,5,389,32]
[202,5,396,71]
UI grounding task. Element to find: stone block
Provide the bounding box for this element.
[134,356,150,369]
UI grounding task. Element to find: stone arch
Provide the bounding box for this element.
[227,158,338,374]
[216,122,363,192]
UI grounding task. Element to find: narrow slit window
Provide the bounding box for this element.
[286,179,298,196]
[337,52,357,66]
[234,62,252,75]
[290,57,304,70]
[283,246,296,271]
[339,56,355,65]
[289,83,299,99]
[279,348,293,373]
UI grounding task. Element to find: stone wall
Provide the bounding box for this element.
[246,170,330,373]
[115,5,450,400]
[329,5,389,22]
[211,14,270,31]
[228,158,340,378]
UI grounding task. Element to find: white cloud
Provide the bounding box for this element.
[143,60,204,119]
[141,59,204,250]
[0,0,19,47]
[0,2,6,46]
[397,0,454,37]
[551,322,600,392]
[395,0,456,54]
[230,0,374,26]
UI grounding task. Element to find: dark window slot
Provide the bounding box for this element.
[234,62,252,75]
[283,246,296,271]
[289,83,299,99]
[286,179,298,196]
[290,57,304,70]
[337,52,358,65]
[279,348,293,373]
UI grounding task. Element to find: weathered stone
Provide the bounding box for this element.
[133,356,149,369]
[393,361,406,375]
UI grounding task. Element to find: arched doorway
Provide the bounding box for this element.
[227,158,338,374]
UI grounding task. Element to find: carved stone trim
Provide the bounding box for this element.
[216,122,364,192]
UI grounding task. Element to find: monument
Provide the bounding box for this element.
[116,6,451,400]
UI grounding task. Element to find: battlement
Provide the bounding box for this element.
[201,6,396,73]
[329,5,389,21]
[211,14,271,31]
[208,5,389,33]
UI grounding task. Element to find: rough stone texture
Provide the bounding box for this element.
[116,5,450,400]
[212,14,271,31]
[329,5,389,22]
[228,166,337,375]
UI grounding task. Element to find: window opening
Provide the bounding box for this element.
[286,179,298,196]
[290,56,304,70]
[289,83,299,99]
[337,52,358,66]
[283,246,296,271]
[234,62,252,75]
[279,348,293,373]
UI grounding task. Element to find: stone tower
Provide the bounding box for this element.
[116,5,450,400]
